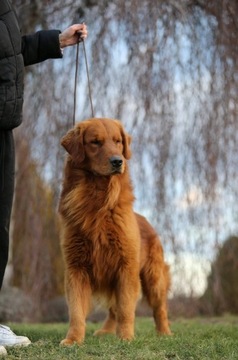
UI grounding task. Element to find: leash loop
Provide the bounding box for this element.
[73,38,94,127]
[82,40,94,119]
[73,42,80,126]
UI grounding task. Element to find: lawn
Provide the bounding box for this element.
[2,316,238,359]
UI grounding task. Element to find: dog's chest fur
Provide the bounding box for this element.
[59,167,137,289]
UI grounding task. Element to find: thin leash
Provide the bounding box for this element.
[73,38,94,127]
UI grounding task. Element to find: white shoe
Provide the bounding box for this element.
[0,345,7,356]
[0,325,31,347]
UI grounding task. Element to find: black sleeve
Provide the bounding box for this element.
[21,30,63,67]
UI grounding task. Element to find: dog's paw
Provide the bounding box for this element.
[157,328,173,336]
[117,331,134,341]
[120,335,134,341]
[60,338,74,346]
[60,338,83,346]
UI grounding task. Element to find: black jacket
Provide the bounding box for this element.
[0,0,63,130]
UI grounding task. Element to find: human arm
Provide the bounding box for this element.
[22,24,88,66]
[22,30,62,66]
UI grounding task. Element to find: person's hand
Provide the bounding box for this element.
[59,24,87,48]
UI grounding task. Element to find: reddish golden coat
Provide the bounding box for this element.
[58,118,171,345]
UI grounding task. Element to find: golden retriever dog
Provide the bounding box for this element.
[58,118,171,346]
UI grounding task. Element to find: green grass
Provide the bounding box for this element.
[2,316,238,359]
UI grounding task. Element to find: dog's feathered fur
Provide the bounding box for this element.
[58,118,171,345]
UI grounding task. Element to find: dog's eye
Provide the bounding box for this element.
[91,139,101,146]
[115,139,122,145]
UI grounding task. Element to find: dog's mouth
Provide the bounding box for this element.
[101,166,124,176]
[111,167,123,175]
[91,164,124,177]
[92,167,123,177]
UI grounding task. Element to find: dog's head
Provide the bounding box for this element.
[61,118,131,176]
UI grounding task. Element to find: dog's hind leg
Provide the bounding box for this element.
[141,264,171,335]
[61,270,92,346]
[151,290,171,335]
[94,307,116,336]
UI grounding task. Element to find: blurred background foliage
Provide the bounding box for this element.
[2,0,237,321]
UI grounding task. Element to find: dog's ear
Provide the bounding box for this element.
[61,126,85,163]
[121,129,132,160]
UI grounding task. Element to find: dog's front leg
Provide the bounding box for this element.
[61,270,92,346]
[115,266,140,341]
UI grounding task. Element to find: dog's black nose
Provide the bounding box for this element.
[110,156,123,168]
